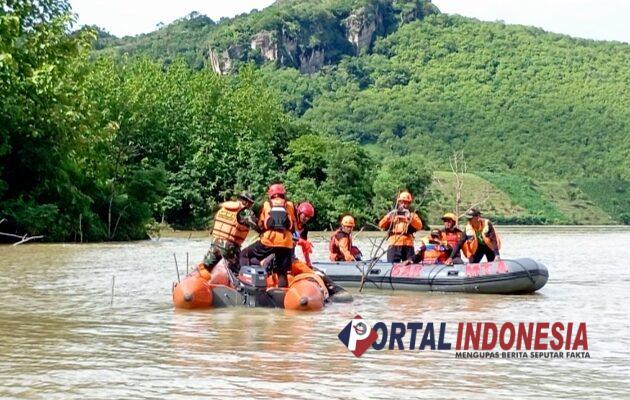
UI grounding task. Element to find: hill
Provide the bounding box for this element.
[92,0,630,226]
[99,0,629,181]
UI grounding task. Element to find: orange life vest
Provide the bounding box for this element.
[291,259,313,276]
[439,228,463,249]
[259,199,296,248]
[329,229,355,261]
[210,201,250,245]
[378,212,423,247]
[420,237,449,264]
[462,218,502,258]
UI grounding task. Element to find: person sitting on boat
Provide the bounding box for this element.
[239,183,297,287]
[446,207,501,265]
[410,229,450,264]
[293,202,315,266]
[439,212,465,264]
[198,192,260,279]
[378,191,423,263]
[329,215,363,262]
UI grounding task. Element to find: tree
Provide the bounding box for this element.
[372,154,433,220]
[284,134,375,229]
[0,0,106,241]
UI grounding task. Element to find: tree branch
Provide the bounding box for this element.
[460,194,491,218]
[0,232,24,240]
[0,231,45,245]
[12,235,44,246]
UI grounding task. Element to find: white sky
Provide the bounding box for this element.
[71,0,629,43]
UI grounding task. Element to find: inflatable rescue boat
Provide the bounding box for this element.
[173,261,352,311]
[312,258,548,294]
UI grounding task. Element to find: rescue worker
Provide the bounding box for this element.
[329,215,362,262]
[292,203,349,295]
[294,202,315,266]
[447,207,501,264]
[295,202,315,241]
[199,192,259,279]
[439,212,465,264]
[239,183,297,287]
[410,229,450,264]
[378,191,423,262]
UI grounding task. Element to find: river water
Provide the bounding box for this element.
[1,227,629,399]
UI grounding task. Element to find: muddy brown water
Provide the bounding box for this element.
[1,227,629,399]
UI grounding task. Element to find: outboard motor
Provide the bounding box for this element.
[238,265,275,307]
[238,265,268,289]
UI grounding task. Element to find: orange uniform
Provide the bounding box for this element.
[258,198,297,248]
[462,218,501,258]
[329,229,356,261]
[418,236,450,264]
[439,227,464,259]
[378,211,423,247]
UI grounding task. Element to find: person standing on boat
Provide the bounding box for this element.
[378,191,423,263]
[439,212,465,264]
[329,215,363,262]
[198,192,260,279]
[239,183,297,287]
[293,202,315,266]
[446,207,501,264]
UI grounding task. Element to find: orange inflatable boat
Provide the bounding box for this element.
[173,261,350,311]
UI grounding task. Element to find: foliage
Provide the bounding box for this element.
[577,179,630,224]
[0,1,303,240]
[283,134,376,229]
[372,154,433,221]
[84,58,299,230]
[293,14,630,182]
[3,0,629,243]
[94,12,216,69]
[477,173,567,224]
[0,0,108,241]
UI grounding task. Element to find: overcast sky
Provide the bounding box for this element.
[70,0,630,43]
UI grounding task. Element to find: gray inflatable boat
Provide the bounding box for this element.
[313,258,548,294]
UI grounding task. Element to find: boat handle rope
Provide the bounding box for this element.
[508,258,536,285]
[428,264,450,290]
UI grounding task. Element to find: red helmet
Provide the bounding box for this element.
[297,202,315,218]
[267,183,286,198]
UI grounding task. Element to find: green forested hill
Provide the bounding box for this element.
[94,12,216,69]
[2,0,629,243]
[99,1,630,181]
[264,15,630,181]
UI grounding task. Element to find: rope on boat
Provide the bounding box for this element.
[509,258,536,285]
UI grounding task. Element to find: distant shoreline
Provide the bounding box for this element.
[157,225,630,239]
[2,225,628,246]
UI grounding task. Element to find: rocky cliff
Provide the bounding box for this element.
[207,0,438,74]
